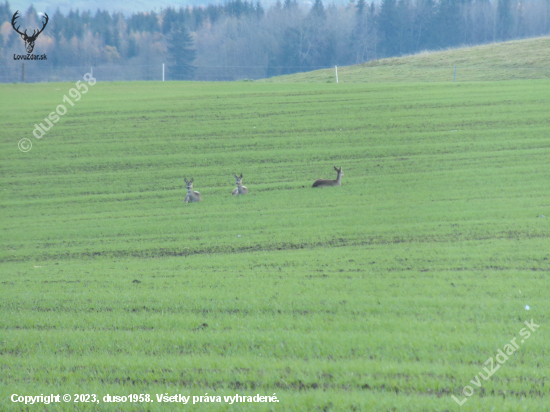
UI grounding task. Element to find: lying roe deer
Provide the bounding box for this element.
[184,177,202,203]
[231,173,248,195]
[312,166,344,187]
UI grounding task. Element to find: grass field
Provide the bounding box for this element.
[260,36,550,83]
[1,76,550,411]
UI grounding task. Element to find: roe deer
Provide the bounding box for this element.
[184,177,202,203]
[312,166,344,187]
[231,173,248,195]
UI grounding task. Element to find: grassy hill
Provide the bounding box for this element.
[1,79,550,411]
[261,36,550,83]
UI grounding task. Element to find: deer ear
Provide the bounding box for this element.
[190,178,194,183]
[240,173,243,178]
[334,166,338,171]
[184,177,188,183]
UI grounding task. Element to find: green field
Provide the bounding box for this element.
[1,77,549,411]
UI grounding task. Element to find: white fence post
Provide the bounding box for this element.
[162,63,165,81]
[335,65,338,83]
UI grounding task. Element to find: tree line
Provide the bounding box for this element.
[0,0,549,80]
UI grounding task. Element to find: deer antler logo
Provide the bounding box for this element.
[11,11,49,54]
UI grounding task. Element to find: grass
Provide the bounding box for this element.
[260,36,550,83]
[1,78,550,411]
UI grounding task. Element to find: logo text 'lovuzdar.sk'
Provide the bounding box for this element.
[13,54,47,60]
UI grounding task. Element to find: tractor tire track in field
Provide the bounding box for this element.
[4,230,550,263]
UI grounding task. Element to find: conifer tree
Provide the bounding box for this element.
[434,0,461,48]
[378,0,399,56]
[166,28,196,80]
[0,0,12,24]
[497,0,513,40]
[162,8,178,34]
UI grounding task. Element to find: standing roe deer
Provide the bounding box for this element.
[312,166,344,187]
[184,177,202,203]
[231,173,248,195]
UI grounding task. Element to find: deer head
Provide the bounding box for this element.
[334,166,343,176]
[184,177,194,190]
[12,11,49,54]
[233,173,243,185]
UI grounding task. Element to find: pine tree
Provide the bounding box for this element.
[515,0,525,38]
[280,27,301,74]
[283,0,298,11]
[66,10,84,39]
[310,0,326,19]
[306,0,335,67]
[434,0,461,48]
[166,29,196,80]
[50,8,66,41]
[414,0,437,51]
[255,1,265,18]
[162,8,178,34]
[127,12,159,33]
[0,0,12,24]
[104,29,113,46]
[497,0,513,40]
[350,0,377,63]
[127,37,138,58]
[24,5,38,23]
[378,0,399,57]
[396,0,414,55]
[91,9,112,35]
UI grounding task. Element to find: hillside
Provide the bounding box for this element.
[261,36,550,83]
